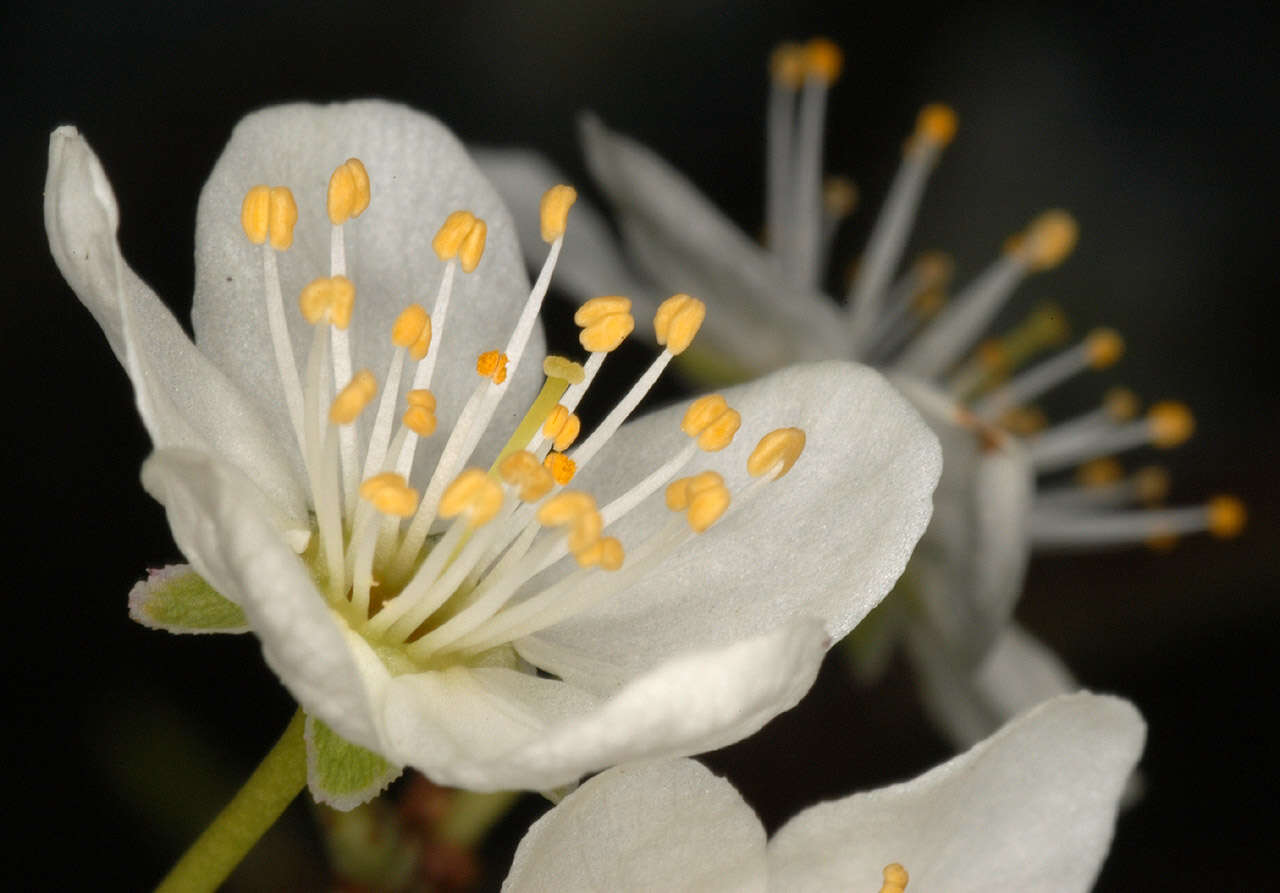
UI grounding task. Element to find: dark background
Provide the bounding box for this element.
[3,0,1275,888]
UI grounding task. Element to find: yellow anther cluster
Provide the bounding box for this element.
[433,210,487,272]
[543,355,586,384]
[326,157,371,225]
[666,471,730,533]
[476,350,509,385]
[576,296,635,353]
[540,184,578,243]
[1076,457,1123,488]
[879,862,909,893]
[240,185,298,251]
[747,428,806,479]
[575,536,625,571]
[1014,210,1079,271]
[439,468,503,527]
[913,103,958,148]
[1207,495,1246,538]
[299,275,356,328]
[391,304,432,360]
[1148,400,1194,448]
[359,472,419,518]
[498,450,556,502]
[1134,466,1170,504]
[1104,387,1140,421]
[998,405,1047,436]
[654,294,706,356]
[403,389,437,437]
[680,394,741,452]
[802,37,843,84]
[544,451,576,485]
[1085,328,1125,369]
[329,369,378,425]
[822,176,858,218]
[542,404,582,452]
[536,491,612,564]
[769,42,806,87]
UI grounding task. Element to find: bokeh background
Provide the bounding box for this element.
[3,0,1275,888]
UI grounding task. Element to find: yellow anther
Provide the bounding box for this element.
[358,472,418,518]
[241,185,297,250]
[241,185,270,245]
[327,157,371,225]
[1207,495,1246,539]
[542,405,583,453]
[681,394,730,437]
[299,275,356,328]
[1076,457,1123,488]
[575,296,633,327]
[568,509,604,553]
[543,355,585,384]
[914,103,958,147]
[687,481,731,533]
[1085,328,1125,369]
[823,176,858,218]
[459,217,487,273]
[769,42,806,88]
[432,210,477,261]
[747,428,806,479]
[915,251,954,291]
[575,536,624,571]
[544,451,577,485]
[698,408,741,452]
[537,490,596,527]
[1015,210,1079,271]
[329,369,378,424]
[914,288,946,318]
[476,350,509,385]
[540,184,578,243]
[392,303,430,349]
[1104,387,1140,421]
[802,37,843,84]
[580,312,636,353]
[879,862,909,893]
[439,469,503,527]
[499,451,556,503]
[404,389,438,437]
[1148,400,1194,448]
[999,405,1047,436]
[665,471,725,512]
[1134,466,1170,504]
[654,294,706,356]
[268,187,298,251]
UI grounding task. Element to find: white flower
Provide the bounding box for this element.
[45,100,942,805]
[475,39,1243,749]
[501,693,1145,893]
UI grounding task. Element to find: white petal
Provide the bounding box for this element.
[192,100,544,476]
[907,623,1078,750]
[523,362,940,694]
[385,619,826,791]
[768,693,1145,893]
[892,374,1034,666]
[45,126,307,519]
[579,114,847,371]
[140,449,385,752]
[503,759,767,893]
[474,148,657,308]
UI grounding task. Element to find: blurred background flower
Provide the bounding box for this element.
[4,0,1274,889]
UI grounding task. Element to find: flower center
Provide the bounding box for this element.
[241,157,807,674]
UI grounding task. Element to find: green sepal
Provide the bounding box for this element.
[128,564,248,634]
[305,715,401,811]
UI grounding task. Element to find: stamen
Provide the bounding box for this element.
[329,369,377,425]
[896,212,1077,380]
[327,158,371,226]
[575,295,635,353]
[459,219,487,274]
[402,389,438,437]
[476,350,509,385]
[879,863,909,893]
[783,38,843,288]
[847,104,957,353]
[1036,462,1172,512]
[491,363,574,468]
[747,427,806,478]
[432,210,478,261]
[1031,495,1246,549]
[666,471,731,532]
[545,452,576,485]
[540,184,578,243]
[298,275,356,328]
[820,175,858,270]
[542,405,583,452]
[973,328,1124,421]
[765,42,805,252]
[498,450,556,502]
[439,468,504,528]
[362,305,429,480]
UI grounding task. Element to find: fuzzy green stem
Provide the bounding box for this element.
[437,790,521,847]
[156,710,307,893]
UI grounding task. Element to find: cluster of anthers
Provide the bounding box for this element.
[239,158,805,671]
[760,37,1244,550]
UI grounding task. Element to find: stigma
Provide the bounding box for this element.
[239,158,808,672]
